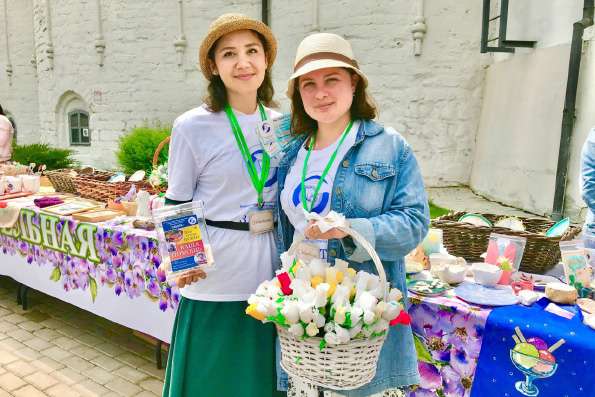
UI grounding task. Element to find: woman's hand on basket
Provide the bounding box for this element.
[305,220,348,240]
[175,269,207,288]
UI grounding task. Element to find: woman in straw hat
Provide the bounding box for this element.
[275,33,428,396]
[162,13,284,397]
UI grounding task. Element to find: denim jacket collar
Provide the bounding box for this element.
[355,118,383,144]
[278,119,382,169]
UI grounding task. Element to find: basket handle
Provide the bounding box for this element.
[152,136,171,168]
[287,220,388,302]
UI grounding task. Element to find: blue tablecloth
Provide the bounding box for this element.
[471,298,595,397]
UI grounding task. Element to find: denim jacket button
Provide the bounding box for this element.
[371,169,379,179]
[342,159,350,168]
[335,187,342,195]
[329,249,337,257]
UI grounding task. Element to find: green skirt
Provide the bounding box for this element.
[163,297,285,397]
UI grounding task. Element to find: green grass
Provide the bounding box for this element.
[429,201,450,219]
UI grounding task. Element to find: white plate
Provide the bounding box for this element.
[128,170,146,182]
[458,213,492,227]
[454,282,519,306]
[511,272,561,289]
[108,173,126,183]
[494,217,525,231]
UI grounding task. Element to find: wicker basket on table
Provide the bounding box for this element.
[74,174,162,203]
[45,168,113,194]
[277,231,389,391]
[73,137,170,202]
[431,212,582,274]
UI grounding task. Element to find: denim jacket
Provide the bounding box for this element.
[582,128,595,230]
[275,119,429,396]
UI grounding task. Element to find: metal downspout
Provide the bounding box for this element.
[552,0,594,220]
[262,0,269,25]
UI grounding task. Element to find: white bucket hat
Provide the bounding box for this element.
[287,33,368,98]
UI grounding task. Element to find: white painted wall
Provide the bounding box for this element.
[0,0,485,186]
[0,0,39,144]
[471,2,594,220]
[470,44,570,216]
[507,0,582,48]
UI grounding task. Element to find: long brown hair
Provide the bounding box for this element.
[290,69,377,136]
[204,31,277,112]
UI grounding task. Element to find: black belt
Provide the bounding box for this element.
[205,219,277,231]
[205,219,250,231]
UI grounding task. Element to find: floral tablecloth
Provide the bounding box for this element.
[406,292,492,397]
[0,199,179,342]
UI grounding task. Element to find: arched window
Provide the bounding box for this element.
[68,110,90,146]
[56,91,91,148]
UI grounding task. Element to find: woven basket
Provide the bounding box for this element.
[45,169,78,193]
[45,168,113,194]
[277,229,389,390]
[75,174,161,203]
[432,212,582,274]
[71,135,170,202]
[278,326,386,391]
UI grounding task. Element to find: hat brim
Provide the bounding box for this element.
[199,17,277,80]
[286,59,368,98]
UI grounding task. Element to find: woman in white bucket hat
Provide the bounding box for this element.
[275,33,429,396]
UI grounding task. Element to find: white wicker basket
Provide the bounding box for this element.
[278,226,389,390]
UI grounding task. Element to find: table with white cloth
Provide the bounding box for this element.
[0,198,177,350]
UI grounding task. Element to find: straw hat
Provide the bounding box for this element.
[199,13,277,80]
[287,33,368,98]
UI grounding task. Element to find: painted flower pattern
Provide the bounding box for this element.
[0,211,179,312]
[407,294,491,397]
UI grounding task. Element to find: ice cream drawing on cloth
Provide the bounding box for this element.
[510,326,565,396]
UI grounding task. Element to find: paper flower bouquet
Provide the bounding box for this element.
[247,256,410,346]
[246,212,412,390]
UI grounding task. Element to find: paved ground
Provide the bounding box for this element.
[0,277,165,397]
[428,186,541,218]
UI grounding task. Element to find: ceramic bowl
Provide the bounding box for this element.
[471,262,502,287]
[437,264,468,285]
[429,253,457,275]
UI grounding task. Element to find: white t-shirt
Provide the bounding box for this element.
[166,104,281,301]
[0,116,13,162]
[280,121,359,259]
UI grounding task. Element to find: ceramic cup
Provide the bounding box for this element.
[437,264,468,285]
[471,262,503,287]
[4,176,22,194]
[429,253,458,277]
[21,175,40,193]
[121,201,138,216]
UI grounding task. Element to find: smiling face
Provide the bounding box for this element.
[297,67,358,125]
[210,29,268,100]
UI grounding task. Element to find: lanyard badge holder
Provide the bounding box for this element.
[153,201,215,282]
[225,103,274,235]
[301,120,354,213]
[256,113,293,166]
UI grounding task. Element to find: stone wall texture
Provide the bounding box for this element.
[0,0,485,187]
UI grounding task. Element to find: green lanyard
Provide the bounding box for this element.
[224,103,270,207]
[301,120,354,212]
